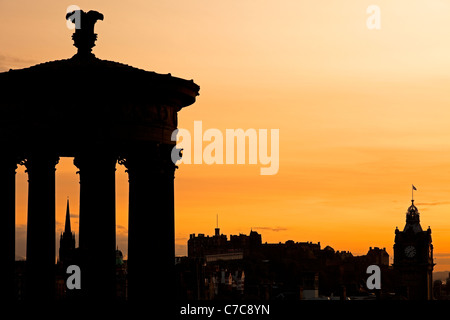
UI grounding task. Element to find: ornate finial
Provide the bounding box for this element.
[66,10,104,58]
[406,200,420,225]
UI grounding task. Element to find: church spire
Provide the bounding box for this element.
[59,197,76,266]
[65,197,72,234]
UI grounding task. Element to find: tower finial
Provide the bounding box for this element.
[66,9,104,58]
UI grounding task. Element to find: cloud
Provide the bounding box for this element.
[433,253,450,258]
[252,226,288,232]
[415,202,450,207]
[0,54,37,71]
[176,244,187,256]
[116,225,128,234]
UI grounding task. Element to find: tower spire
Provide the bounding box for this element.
[59,197,76,266]
[215,214,220,236]
[65,197,72,234]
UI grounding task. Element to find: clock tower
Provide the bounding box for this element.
[393,200,434,300]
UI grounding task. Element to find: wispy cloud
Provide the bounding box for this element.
[116,225,128,234]
[416,202,450,207]
[253,226,288,232]
[433,253,450,258]
[176,244,187,256]
[0,54,37,72]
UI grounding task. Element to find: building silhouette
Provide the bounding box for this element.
[182,200,438,301]
[53,198,128,300]
[393,200,435,300]
[179,227,390,300]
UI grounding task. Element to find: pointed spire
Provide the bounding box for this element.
[65,197,72,234]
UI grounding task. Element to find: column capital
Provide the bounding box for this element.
[21,155,60,173]
[119,144,176,178]
[0,154,25,172]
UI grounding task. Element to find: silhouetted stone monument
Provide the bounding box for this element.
[0,9,199,301]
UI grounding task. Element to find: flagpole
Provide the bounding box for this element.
[412,185,417,202]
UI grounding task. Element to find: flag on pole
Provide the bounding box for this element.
[412,185,417,191]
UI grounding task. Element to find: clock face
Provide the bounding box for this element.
[404,245,416,258]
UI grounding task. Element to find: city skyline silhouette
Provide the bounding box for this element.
[3,1,450,305]
[4,2,450,275]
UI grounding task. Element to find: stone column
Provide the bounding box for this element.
[0,155,19,300]
[121,143,176,301]
[74,153,117,300]
[24,154,59,300]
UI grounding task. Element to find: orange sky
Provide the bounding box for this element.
[3,0,450,271]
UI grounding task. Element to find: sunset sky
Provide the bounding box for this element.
[2,0,450,271]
